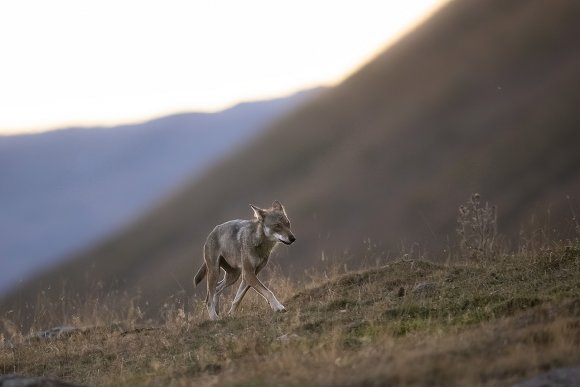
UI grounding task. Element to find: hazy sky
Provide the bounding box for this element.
[0,0,446,134]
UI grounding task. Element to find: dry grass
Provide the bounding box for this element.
[1,241,579,386]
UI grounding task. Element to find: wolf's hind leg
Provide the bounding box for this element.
[215,262,240,295]
[229,279,250,315]
[214,257,241,314]
[204,247,220,320]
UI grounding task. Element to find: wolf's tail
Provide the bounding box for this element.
[193,262,207,287]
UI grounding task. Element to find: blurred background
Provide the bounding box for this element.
[1,0,579,321]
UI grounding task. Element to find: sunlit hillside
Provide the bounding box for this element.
[1,242,579,386]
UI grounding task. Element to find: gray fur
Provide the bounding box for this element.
[194,200,296,320]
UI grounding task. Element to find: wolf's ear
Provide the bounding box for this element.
[272,200,283,211]
[250,204,266,220]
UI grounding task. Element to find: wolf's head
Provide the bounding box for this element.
[250,200,296,245]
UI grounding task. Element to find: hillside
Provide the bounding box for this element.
[2,0,580,316]
[1,243,579,386]
[0,88,319,294]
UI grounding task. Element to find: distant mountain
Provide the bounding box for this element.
[2,0,579,321]
[0,88,322,294]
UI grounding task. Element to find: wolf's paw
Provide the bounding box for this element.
[208,310,220,321]
[273,304,287,313]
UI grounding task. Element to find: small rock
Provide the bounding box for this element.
[412,282,436,296]
[0,375,83,387]
[31,326,78,340]
[277,333,300,344]
[346,320,369,332]
[511,367,580,387]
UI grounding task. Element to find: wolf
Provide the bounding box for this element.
[193,200,296,320]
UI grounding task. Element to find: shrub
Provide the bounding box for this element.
[457,193,498,260]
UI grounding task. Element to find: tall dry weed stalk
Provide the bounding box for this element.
[457,193,498,261]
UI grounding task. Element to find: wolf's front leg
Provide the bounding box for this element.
[206,300,219,320]
[213,294,220,316]
[243,270,286,313]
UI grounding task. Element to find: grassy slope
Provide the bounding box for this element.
[2,0,580,323]
[2,243,578,386]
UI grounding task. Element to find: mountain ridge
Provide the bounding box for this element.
[0,88,323,294]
